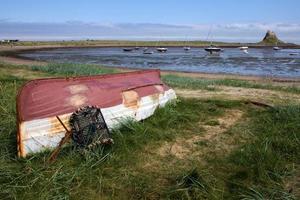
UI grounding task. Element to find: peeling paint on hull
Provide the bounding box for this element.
[17,70,176,157]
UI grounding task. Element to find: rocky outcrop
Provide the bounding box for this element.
[260,30,284,45]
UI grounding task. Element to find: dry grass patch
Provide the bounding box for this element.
[157,109,244,160]
[176,86,300,105]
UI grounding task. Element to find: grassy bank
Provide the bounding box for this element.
[0,62,299,199]
[1,40,239,47]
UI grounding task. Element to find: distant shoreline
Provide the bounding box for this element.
[1,42,299,57]
[1,39,299,49]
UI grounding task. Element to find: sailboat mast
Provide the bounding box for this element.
[206,25,213,45]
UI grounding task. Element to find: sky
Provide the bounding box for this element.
[1,0,300,43]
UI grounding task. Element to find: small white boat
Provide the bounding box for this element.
[134,47,140,50]
[273,46,282,51]
[156,47,168,52]
[183,37,191,51]
[183,46,191,51]
[239,46,248,50]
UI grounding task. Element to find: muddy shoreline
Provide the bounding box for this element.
[1,45,300,83]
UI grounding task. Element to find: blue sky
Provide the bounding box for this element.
[1,0,300,42]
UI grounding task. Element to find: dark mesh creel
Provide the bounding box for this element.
[69,106,113,149]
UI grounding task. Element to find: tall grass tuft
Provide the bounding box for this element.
[227,106,300,199]
[168,169,215,199]
[30,63,116,76]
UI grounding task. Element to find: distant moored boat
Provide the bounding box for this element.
[123,48,134,52]
[239,46,249,54]
[239,46,248,50]
[205,45,222,54]
[273,46,282,51]
[156,47,168,53]
[183,46,191,51]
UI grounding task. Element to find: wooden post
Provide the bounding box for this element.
[48,116,72,163]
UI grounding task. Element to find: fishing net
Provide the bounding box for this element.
[69,106,113,150]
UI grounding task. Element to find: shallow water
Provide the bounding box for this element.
[21,47,300,78]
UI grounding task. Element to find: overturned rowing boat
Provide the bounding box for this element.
[17,70,177,157]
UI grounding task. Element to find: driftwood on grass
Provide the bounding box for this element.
[244,100,274,108]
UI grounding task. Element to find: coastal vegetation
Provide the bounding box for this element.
[0,61,299,199]
[1,40,234,47]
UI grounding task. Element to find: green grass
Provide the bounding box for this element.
[30,63,117,76]
[226,106,300,199]
[163,74,300,94]
[163,105,300,200]
[0,62,117,78]
[0,63,299,199]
